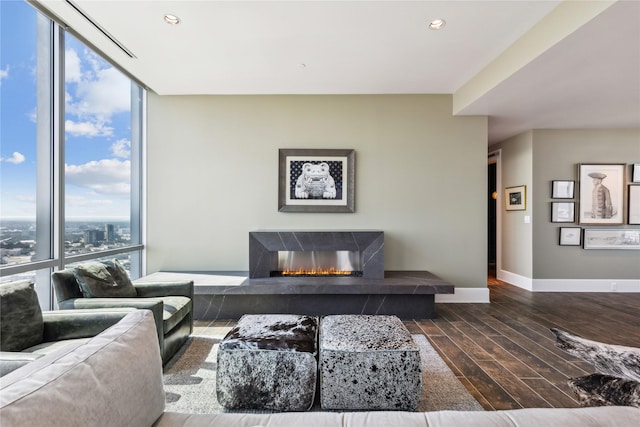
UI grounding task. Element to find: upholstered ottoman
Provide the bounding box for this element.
[216,314,318,411]
[319,314,422,410]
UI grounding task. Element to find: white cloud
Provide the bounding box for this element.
[65,194,112,208]
[1,152,26,164]
[15,194,36,203]
[65,119,114,138]
[65,48,82,83]
[65,159,130,196]
[65,48,129,121]
[0,65,9,84]
[111,139,131,158]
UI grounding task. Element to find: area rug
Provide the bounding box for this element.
[163,334,483,414]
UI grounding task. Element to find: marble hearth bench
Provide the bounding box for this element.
[137,271,455,320]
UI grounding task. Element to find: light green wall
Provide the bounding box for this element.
[491,128,640,284]
[531,129,640,280]
[146,94,488,289]
[491,132,534,278]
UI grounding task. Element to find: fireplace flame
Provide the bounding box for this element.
[281,267,354,276]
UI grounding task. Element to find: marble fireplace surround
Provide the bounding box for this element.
[142,230,454,320]
[249,231,384,279]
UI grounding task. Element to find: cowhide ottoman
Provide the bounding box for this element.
[216,314,318,411]
[319,314,422,410]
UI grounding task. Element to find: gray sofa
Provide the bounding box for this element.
[51,261,193,364]
[1,309,638,427]
[0,280,135,376]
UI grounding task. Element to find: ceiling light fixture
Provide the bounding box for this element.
[163,14,180,25]
[429,19,446,30]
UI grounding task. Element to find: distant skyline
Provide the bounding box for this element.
[1,0,133,221]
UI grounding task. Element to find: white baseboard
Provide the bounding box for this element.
[499,269,640,292]
[435,287,490,303]
[532,279,640,292]
[498,270,533,291]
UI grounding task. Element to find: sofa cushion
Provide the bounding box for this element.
[423,407,640,427]
[159,296,192,334]
[0,352,43,377]
[73,262,137,298]
[154,407,640,427]
[569,373,640,408]
[0,281,44,352]
[101,259,137,295]
[24,338,91,354]
[0,310,165,427]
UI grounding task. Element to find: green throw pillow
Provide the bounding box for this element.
[0,280,44,351]
[73,261,137,298]
[101,259,136,296]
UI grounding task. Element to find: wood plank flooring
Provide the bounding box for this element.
[405,282,640,410]
[193,279,640,411]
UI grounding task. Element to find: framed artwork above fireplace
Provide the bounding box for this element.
[278,148,355,213]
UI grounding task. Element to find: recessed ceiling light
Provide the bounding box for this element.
[429,19,446,30]
[163,14,180,25]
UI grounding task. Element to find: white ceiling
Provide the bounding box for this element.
[35,0,640,144]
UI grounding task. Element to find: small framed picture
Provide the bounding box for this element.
[504,185,526,211]
[634,164,640,183]
[551,180,575,199]
[583,228,640,250]
[551,202,575,223]
[559,227,581,246]
[629,185,640,225]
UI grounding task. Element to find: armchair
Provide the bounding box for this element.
[51,261,194,364]
[0,280,135,376]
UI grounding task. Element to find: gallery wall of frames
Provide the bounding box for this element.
[552,163,640,250]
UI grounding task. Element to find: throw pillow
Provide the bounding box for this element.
[0,280,44,351]
[101,259,137,297]
[568,373,640,408]
[73,262,136,298]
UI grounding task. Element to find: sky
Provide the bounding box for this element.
[1,0,133,221]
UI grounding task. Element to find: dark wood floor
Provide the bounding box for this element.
[194,278,640,411]
[404,280,640,410]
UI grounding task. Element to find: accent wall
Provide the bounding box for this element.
[146,94,489,298]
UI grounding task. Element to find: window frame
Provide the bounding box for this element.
[0,1,145,309]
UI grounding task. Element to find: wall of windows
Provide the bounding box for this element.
[0,1,144,309]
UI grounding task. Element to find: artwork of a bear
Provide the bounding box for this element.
[294,162,336,199]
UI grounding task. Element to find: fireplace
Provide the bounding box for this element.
[249,231,384,279]
[156,229,453,320]
[274,250,363,277]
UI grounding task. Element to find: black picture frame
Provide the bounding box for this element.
[551,180,575,199]
[559,227,581,246]
[278,148,355,213]
[551,202,575,223]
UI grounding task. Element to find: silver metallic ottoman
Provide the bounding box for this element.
[216,314,318,411]
[319,314,422,410]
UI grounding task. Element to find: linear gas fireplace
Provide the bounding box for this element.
[273,250,363,277]
[249,231,384,279]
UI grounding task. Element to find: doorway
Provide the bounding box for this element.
[488,151,501,285]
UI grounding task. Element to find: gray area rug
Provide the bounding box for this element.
[163,334,483,414]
